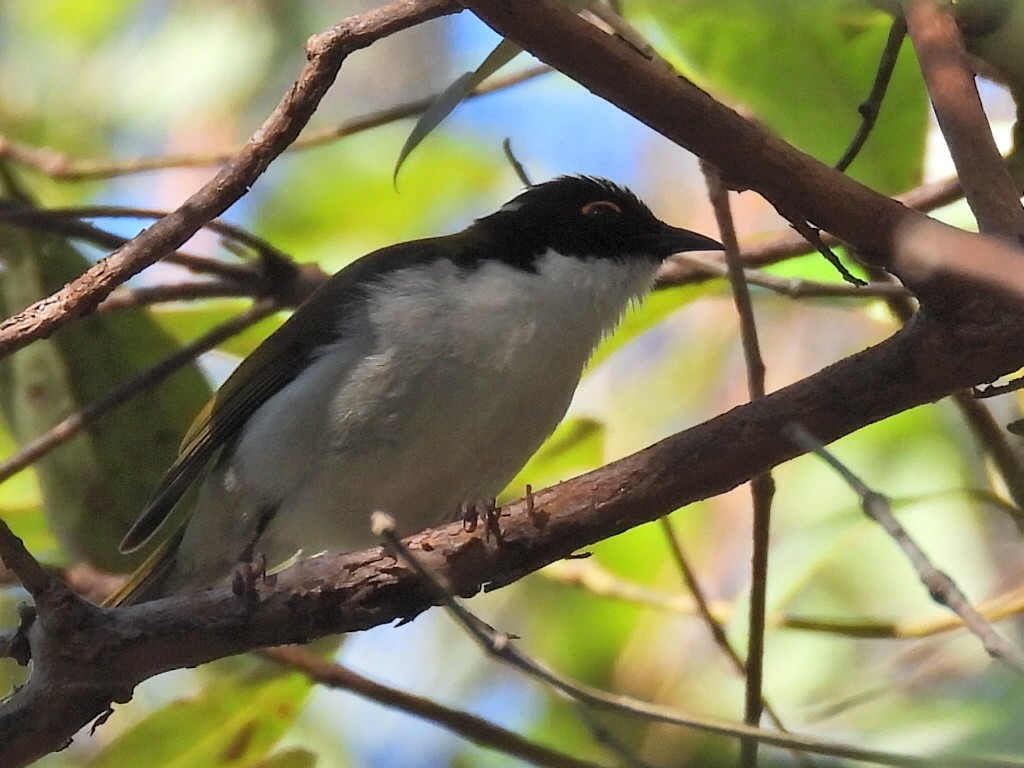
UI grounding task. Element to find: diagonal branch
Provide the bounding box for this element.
[901,0,1024,237]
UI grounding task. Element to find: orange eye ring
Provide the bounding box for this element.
[580,200,622,216]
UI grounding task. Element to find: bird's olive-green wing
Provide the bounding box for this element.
[117,237,452,554]
[118,315,323,552]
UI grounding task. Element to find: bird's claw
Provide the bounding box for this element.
[231,551,268,610]
[460,497,502,541]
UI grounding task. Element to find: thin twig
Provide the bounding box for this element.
[0,65,549,181]
[704,164,776,768]
[262,646,608,768]
[0,205,294,267]
[787,216,867,287]
[0,299,277,486]
[544,558,1024,641]
[96,280,258,312]
[836,17,907,172]
[951,392,1024,528]
[661,253,908,298]
[0,204,331,307]
[0,519,53,600]
[0,204,262,284]
[659,519,813,768]
[659,519,744,668]
[786,423,1024,675]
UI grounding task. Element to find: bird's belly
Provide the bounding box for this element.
[242,336,586,562]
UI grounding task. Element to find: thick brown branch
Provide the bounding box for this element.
[901,0,1024,237]
[0,0,459,362]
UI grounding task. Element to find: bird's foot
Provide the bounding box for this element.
[231,551,268,611]
[460,497,503,541]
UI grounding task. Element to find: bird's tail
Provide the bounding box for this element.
[101,531,182,607]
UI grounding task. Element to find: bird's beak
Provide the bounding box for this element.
[648,225,723,257]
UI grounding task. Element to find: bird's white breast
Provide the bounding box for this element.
[174,250,658,587]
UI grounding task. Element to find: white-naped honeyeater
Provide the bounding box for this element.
[108,176,722,605]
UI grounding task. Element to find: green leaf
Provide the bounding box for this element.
[634,0,928,193]
[393,0,594,180]
[87,674,312,768]
[394,40,523,181]
[0,169,212,571]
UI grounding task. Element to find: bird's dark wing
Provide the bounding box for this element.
[103,529,183,606]
[118,236,457,553]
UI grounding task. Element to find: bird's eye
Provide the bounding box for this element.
[581,200,622,217]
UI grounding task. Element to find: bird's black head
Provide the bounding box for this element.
[475,176,721,270]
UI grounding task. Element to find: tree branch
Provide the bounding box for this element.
[901,0,1024,237]
[7,3,1024,766]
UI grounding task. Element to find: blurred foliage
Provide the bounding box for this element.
[85,673,312,768]
[0,167,211,572]
[0,1,1022,767]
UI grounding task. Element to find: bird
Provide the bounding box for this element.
[107,176,722,605]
